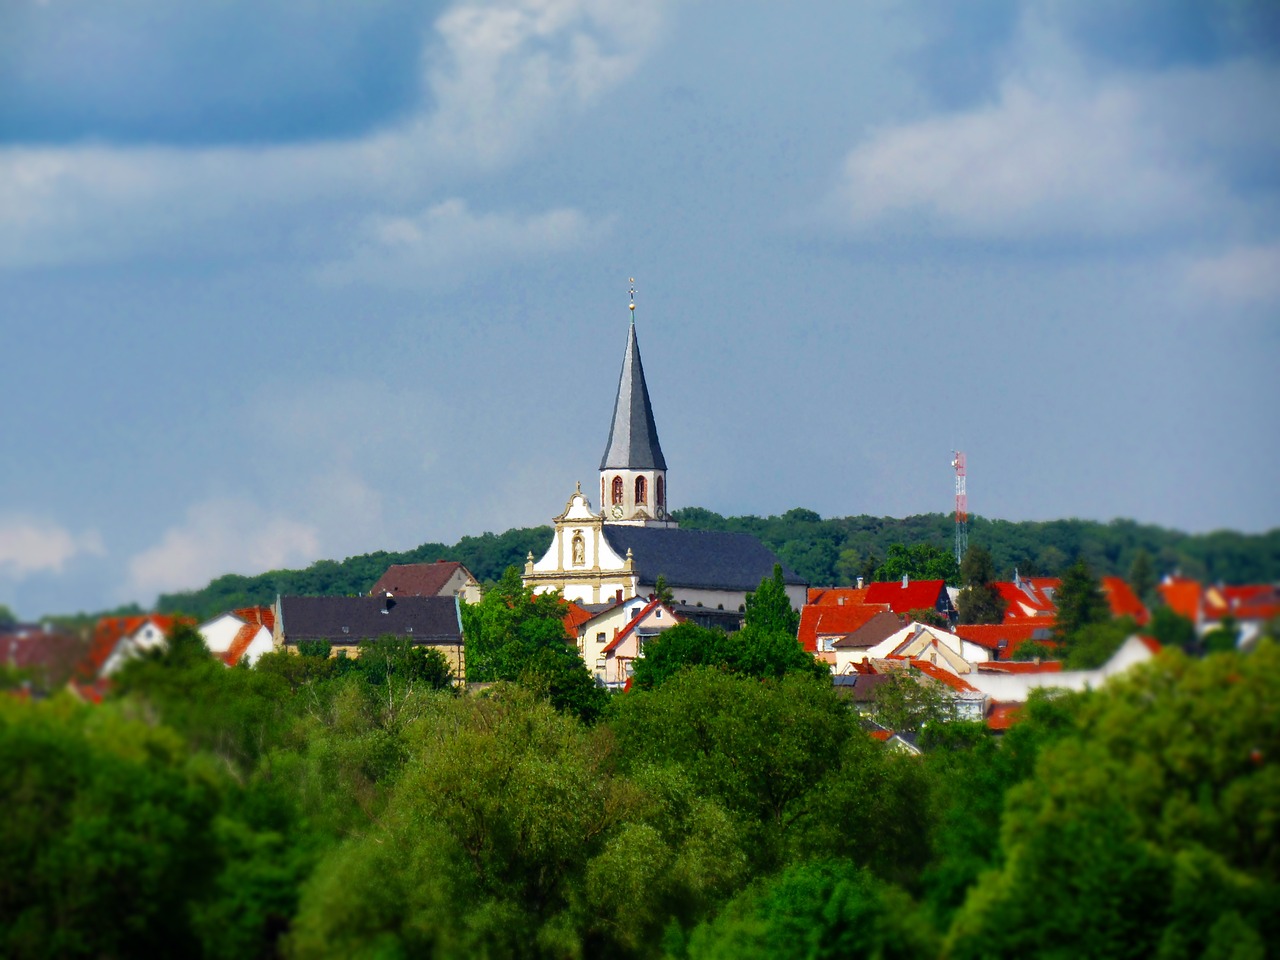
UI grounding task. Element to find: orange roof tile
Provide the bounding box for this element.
[910,659,980,693]
[863,580,948,615]
[797,602,893,652]
[954,620,1055,658]
[222,623,261,667]
[79,614,192,680]
[1158,577,1202,622]
[808,587,869,606]
[986,702,1023,731]
[976,660,1063,674]
[562,602,596,640]
[603,600,665,654]
[1101,577,1149,626]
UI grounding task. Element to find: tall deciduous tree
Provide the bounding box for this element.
[459,566,605,721]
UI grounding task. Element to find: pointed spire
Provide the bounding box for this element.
[600,288,666,471]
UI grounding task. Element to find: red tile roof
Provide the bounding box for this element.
[910,659,980,693]
[1158,577,1202,621]
[222,623,261,667]
[562,602,596,640]
[1101,577,1150,626]
[868,729,892,742]
[1205,584,1280,622]
[986,702,1023,731]
[603,599,666,654]
[863,580,948,615]
[976,660,1063,674]
[369,561,473,598]
[954,620,1055,658]
[807,587,870,606]
[1137,635,1161,655]
[79,615,191,680]
[797,602,893,652]
[234,605,275,632]
[992,581,1057,619]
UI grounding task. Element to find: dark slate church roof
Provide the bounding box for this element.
[599,321,667,471]
[601,526,805,592]
[279,595,462,645]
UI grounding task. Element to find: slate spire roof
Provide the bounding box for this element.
[600,319,667,471]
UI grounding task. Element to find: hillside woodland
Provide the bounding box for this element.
[144,509,1280,622]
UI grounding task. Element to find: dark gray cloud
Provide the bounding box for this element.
[0,0,443,145]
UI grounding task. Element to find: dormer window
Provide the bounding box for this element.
[635,476,647,504]
[612,476,624,505]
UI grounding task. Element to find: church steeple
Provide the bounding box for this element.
[598,281,674,526]
[599,319,667,472]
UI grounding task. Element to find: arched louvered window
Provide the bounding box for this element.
[635,475,647,504]
[612,476,624,505]
[656,475,665,507]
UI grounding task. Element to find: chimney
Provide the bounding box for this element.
[856,577,864,590]
[382,592,394,614]
[838,596,845,606]
[902,574,909,588]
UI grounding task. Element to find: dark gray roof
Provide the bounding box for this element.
[602,526,805,592]
[599,322,667,471]
[279,595,462,645]
[837,674,894,703]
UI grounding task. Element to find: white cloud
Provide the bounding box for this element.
[0,0,664,270]
[423,0,664,168]
[1185,243,1280,305]
[126,499,321,600]
[838,77,1225,241]
[0,517,105,578]
[318,198,610,287]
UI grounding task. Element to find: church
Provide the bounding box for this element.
[523,300,806,612]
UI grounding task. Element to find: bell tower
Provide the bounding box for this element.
[598,280,676,528]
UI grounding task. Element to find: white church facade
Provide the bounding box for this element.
[524,304,806,612]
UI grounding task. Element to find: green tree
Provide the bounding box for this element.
[1149,606,1197,655]
[1129,548,1156,605]
[0,698,221,959]
[872,671,955,734]
[1063,618,1133,670]
[630,622,737,690]
[1052,558,1111,644]
[945,644,1280,958]
[875,543,959,585]
[653,574,674,605]
[460,567,604,722]
[743,564,800,638]
[686,860,936,960]
[956,545,1008,625]
[1203,615,1240,654]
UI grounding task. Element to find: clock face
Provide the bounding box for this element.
[611,505,624,518]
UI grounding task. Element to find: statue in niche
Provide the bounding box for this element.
[572,531,585,566]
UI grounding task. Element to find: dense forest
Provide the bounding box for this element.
[4,572,1276,958]
[148,508,1280,622]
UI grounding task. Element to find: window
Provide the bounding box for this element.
[635,475,647,504]
[655,608,662,619]
[656,475,665,507]
[612,475,624,505]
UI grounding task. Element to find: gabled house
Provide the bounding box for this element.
[851,621,993,673]
[81,614,194,679]
[828,611,904,675]
[953,621,1056,661]
[275,595,465,681]
[798,599,892,657]
[863,578,954,620]
[369,560,482,604]
[597,598,679,687]
[199,606,276,667]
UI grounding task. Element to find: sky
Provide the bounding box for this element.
[2,0,1278,618]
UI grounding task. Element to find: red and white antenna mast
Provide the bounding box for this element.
[952,451,968,565]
